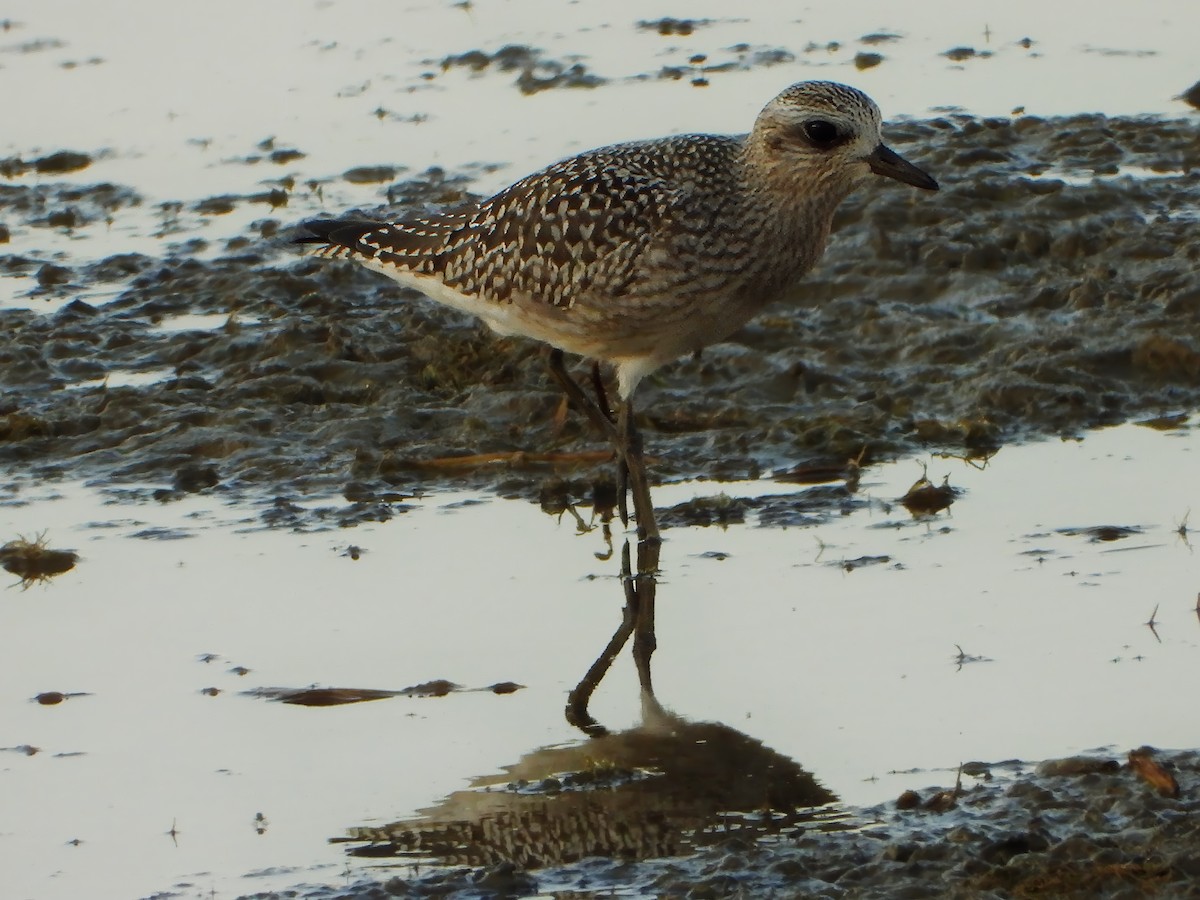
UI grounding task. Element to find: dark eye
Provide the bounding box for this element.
[801,119,841,147]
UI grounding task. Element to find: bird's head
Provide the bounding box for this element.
[751,81,938,194]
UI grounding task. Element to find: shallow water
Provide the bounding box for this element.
[3,419,1199,898]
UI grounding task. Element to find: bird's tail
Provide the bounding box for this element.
[292,218,383,252]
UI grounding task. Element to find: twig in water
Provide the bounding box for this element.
[1145,604,1162,643]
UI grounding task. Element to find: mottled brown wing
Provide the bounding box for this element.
[433,160,675,308]
[297,157,678,309]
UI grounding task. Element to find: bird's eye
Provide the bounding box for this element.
[800,119,841,147]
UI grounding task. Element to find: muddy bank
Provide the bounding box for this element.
[244,748,1200,899]
[2,113,1198,523]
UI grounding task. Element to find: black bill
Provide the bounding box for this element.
[868,144,939,191]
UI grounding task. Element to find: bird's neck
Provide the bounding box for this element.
[743,140,853,215]
[736,141,853,279]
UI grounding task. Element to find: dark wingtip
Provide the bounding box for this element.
[292,218,344,245]
[292,218,384,247]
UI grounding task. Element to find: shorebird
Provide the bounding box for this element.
[296,81,938,540]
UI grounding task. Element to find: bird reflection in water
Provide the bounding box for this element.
[336,524,842,870]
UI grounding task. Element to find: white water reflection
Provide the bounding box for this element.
[1028,164,1189,186]
[62,367,176,390]
[1,420,1198,899]
[147,312,254,333]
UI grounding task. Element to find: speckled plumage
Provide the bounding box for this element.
[299,81,937,397]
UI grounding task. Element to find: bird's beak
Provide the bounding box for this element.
[868,144,939,191]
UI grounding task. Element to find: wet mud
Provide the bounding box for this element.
[302,749,1200,900]
[436,45,606,95]
[3,114,1198,530]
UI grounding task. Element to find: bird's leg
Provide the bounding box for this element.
[591,360,632,524]
[564,531,660,736]
[544,349,657,538]
[564,537,637,736]
[545,349,620,444]
[590,361,614,423]
[546,349,631,526]
[587,360,633,527]
[616,454,631,530]
[618,397,660,543]
[630,532,660,693]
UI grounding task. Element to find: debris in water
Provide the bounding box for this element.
[0,533,79,587]
[246,677,507,706]
[896,789,921,809]
[900,467,957,515]
[400,679,459,698]
[487,681,524,695]
[252,686,401,706]
[1128,747,1180,798]
[637,17,707,36]
[1056,525,1142,542]
[1179,80,1200,110]
[944,46,985,61]
[954,644,993,668]
[923,765,964,811]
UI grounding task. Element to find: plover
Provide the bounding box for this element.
[297,81,938,539]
